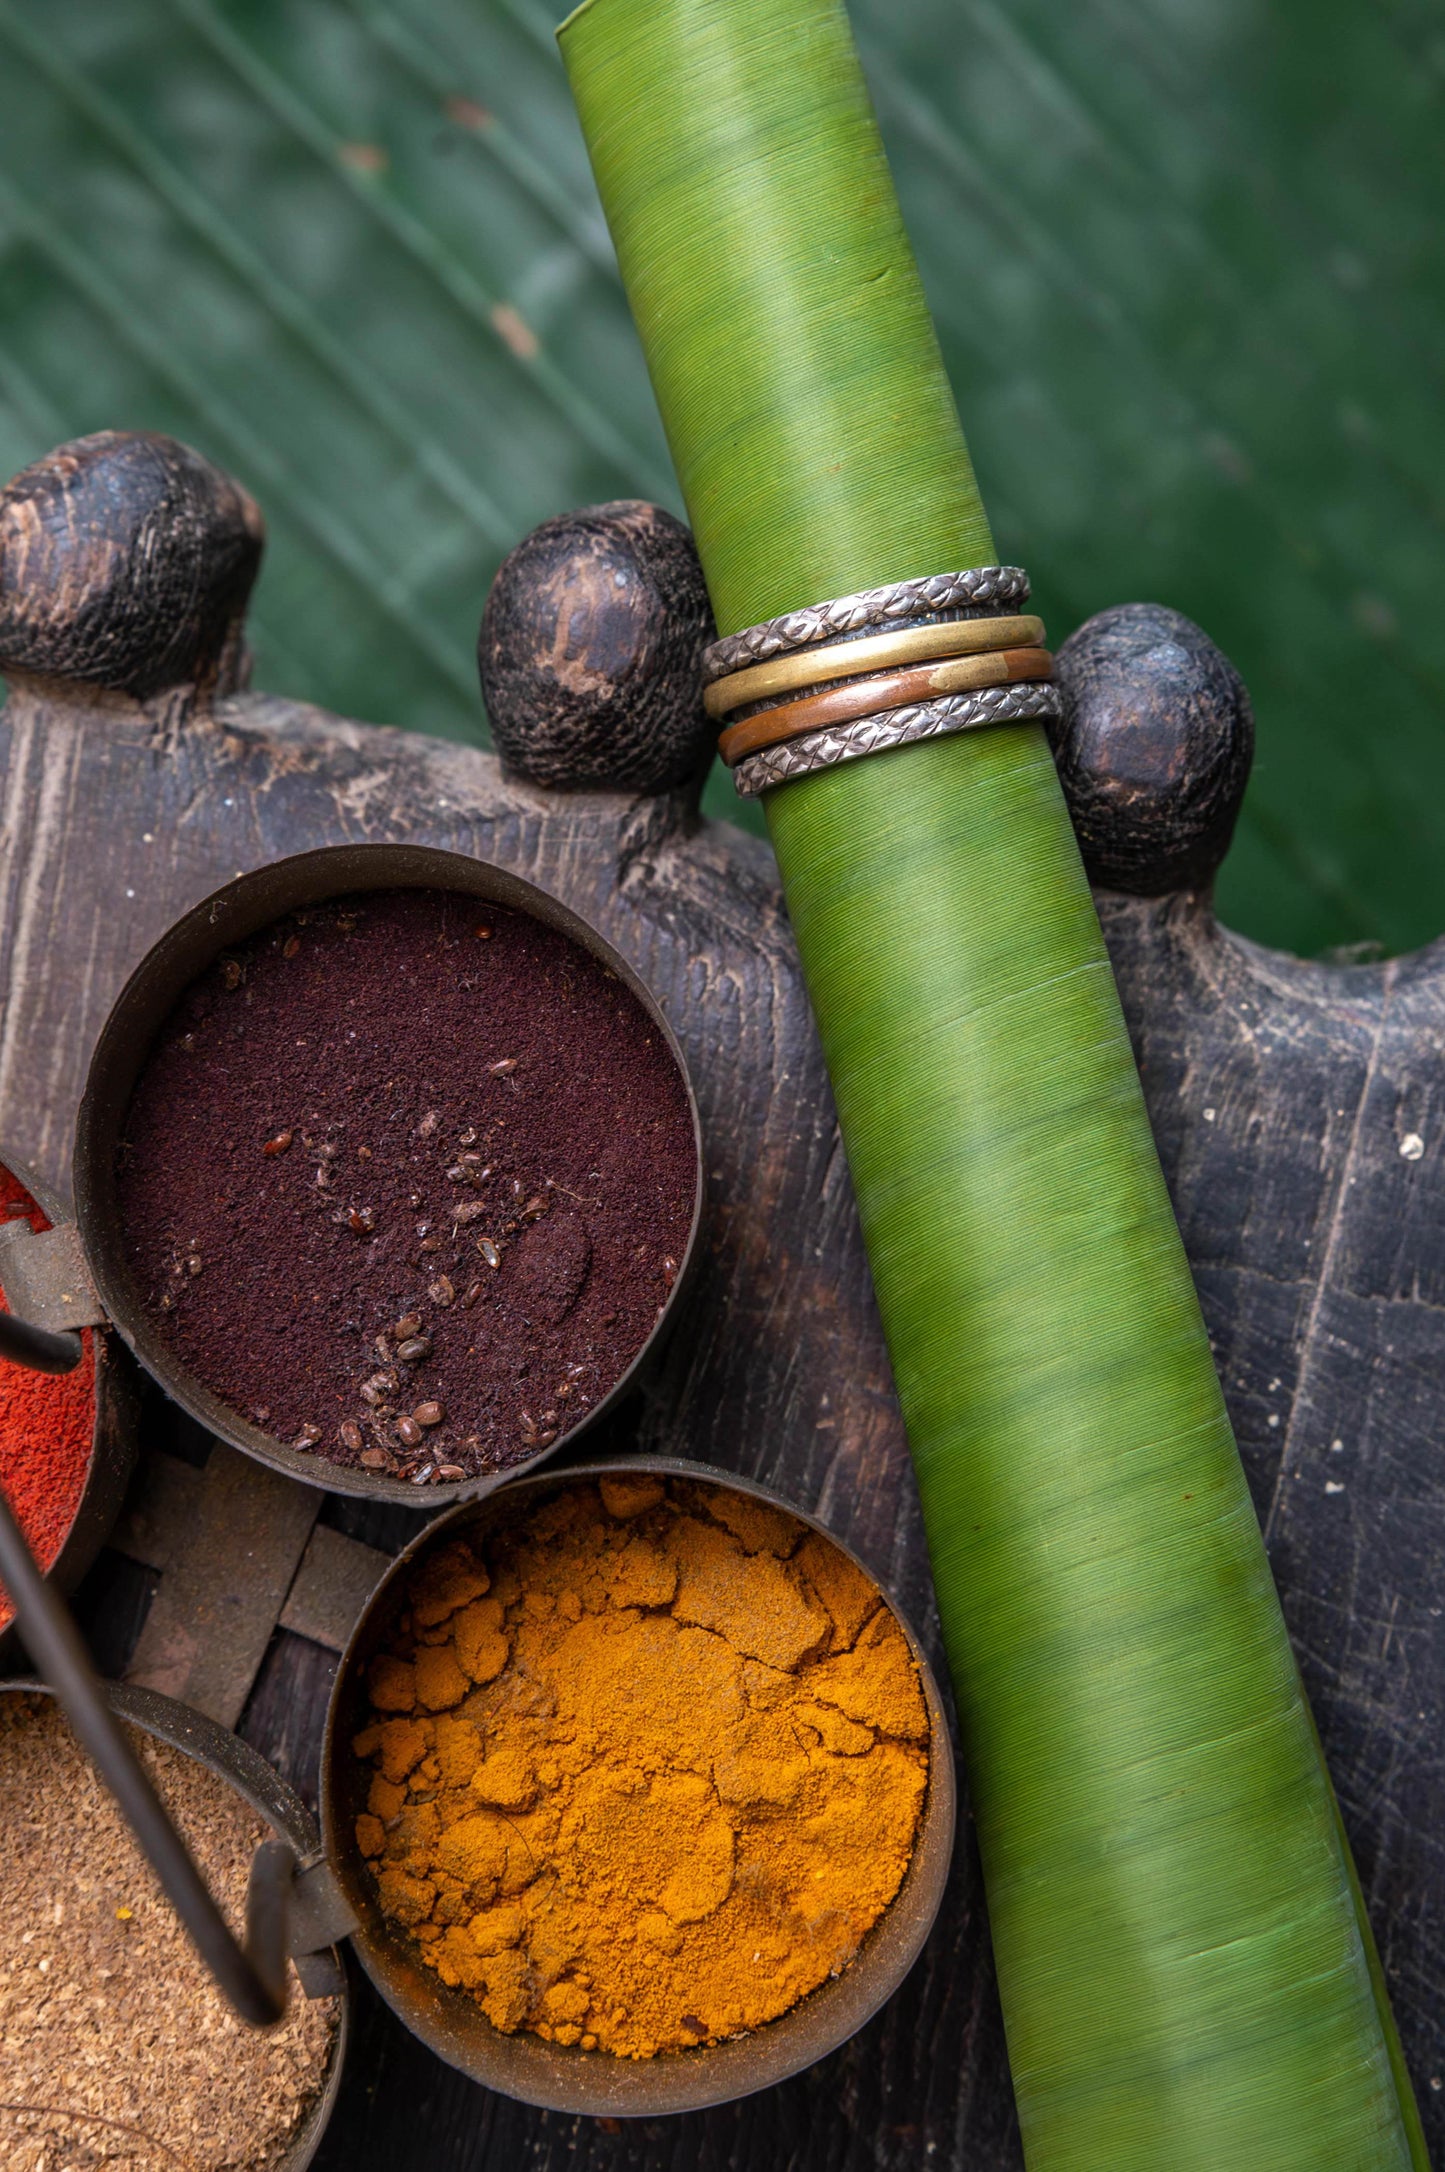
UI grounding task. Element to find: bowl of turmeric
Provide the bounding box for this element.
[320,1456,955,2113]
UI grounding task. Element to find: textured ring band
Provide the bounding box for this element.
[705,613,1046,719]
[731,680,1063,798]
[719,648,1053,766]
[702,566,1031,683]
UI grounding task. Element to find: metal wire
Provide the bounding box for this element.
[0,1309,85,1375]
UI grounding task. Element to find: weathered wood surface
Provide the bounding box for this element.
[0,435,1439,2168]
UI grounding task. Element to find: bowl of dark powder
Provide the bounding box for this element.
[0,1684,343,2171]
[77,846,702,1500]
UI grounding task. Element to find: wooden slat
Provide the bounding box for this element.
[279,1525,391,1654]
[109,1448,203,1573]
[123,1444,319,1730]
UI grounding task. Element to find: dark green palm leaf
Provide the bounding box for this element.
[0,0,1439,956]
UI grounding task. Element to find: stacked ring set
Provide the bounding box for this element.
[703,565,1063,796]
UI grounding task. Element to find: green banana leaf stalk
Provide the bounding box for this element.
[559,1,1427,2166]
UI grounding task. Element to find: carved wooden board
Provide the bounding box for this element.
[0,435,1438,2168]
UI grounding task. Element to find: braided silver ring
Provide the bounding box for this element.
[703,567,1030,684]
[731,680,1062,798]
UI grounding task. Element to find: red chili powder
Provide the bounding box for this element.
[0,1165,97,1631]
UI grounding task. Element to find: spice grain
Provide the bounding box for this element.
[351,1477,930,2057]
[0,1697,337,2170]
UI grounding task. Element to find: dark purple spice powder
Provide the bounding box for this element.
[117,890,696,1483]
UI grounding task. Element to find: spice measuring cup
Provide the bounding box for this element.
[0,1690,351,2170]
[0,1475,353,2169]
[0,843,705,1508]
[0,1148,137,1658]
[318,1454,958,2117]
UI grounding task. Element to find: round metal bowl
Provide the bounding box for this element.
[0,1151,137,1660]
[0,1677,348,2171]
[319,1454,956,2117]
[72,843,705,1506]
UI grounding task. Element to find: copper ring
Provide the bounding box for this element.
[731,680,1063,797]
[702,567,1031,683]
[719,648,1053,767]
[704,613,1046,720]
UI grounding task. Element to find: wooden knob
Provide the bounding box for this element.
[0,432,263,699]
[479,501,716,793]
[1052,603,1254,895]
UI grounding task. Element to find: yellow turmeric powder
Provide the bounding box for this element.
[350,1473,931,2059]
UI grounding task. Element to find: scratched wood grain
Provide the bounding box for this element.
[0,436,1438,2166]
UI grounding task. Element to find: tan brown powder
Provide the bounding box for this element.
[351,1475,930,2058]
[0,1696,338,2171]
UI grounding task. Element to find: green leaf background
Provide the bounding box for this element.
[0,0,1439,957]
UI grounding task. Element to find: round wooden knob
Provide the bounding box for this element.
[479,501,716,793]
[1052,603,1254,895]
[0,432,264,699]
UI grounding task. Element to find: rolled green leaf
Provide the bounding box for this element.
[559,3,1426,2166]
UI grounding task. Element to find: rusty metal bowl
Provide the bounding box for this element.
[0,1151,137,1661]
[71,843,704,1507]
[319,1454,956,2117]
[0,1676,349,2171]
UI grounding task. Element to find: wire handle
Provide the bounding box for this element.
[0,1325,295,2027]
[0,1310,86,1375]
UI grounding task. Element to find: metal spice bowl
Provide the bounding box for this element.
[0,1150,137,1661]
[46,842,705,1506]
[318,1455,957,2117]
[0,1676,350,2172]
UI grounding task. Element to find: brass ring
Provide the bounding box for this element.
[718,648,1053,766]
[705,614,1045,720]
